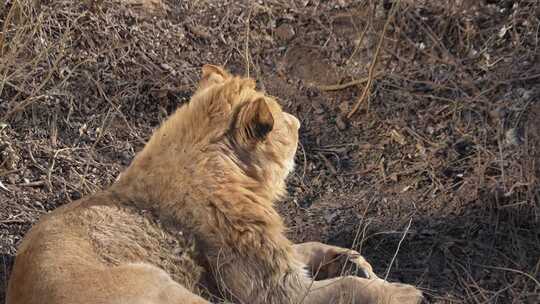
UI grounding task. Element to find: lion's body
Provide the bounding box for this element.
[7,65,422,304]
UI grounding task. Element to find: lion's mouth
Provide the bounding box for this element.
[285,157,295,176]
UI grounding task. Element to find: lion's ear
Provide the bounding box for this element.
[235,98,274,142]
[198,64,231,90]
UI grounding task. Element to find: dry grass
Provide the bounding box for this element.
[1,0,539,303]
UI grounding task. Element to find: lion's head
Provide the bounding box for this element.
[116,65,300,204]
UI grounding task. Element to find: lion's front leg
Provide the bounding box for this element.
[293,242,377,280]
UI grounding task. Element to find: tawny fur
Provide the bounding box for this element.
[7,65,422,304]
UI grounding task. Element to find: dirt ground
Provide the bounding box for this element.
[1,0,539,303]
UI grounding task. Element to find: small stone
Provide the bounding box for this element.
[312,101,325,114]
[6,174,18,184]
[275,23,295,42]
[0,139,20,170]
[504,128,523,146]
[323,211,338,223]
[338,102,349,115]
[336,115,348,130]
[489,107,508,122]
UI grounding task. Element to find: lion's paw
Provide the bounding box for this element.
[381,281,423,304]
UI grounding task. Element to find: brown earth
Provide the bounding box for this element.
[1,0,539,303]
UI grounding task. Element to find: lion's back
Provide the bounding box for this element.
[80,204,204,290]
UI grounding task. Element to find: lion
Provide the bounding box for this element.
[6,65,423,304]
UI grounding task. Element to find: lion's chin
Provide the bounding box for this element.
[285,158,295,176]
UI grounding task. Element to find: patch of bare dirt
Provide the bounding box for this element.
[1,0,539,303]
[280,46,340,86]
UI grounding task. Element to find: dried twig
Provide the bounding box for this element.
[480,265,540,288]
[347,0,401,119]
[317,73,382,91]
[244,6,253,78]
[384,217,412,281]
